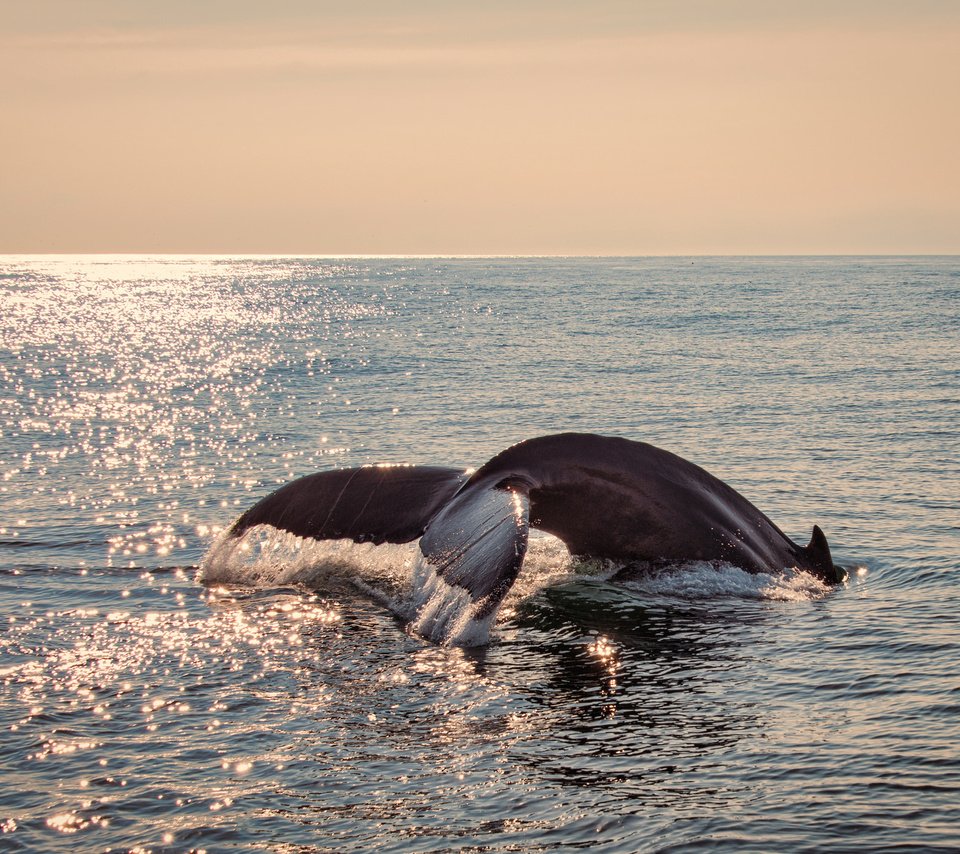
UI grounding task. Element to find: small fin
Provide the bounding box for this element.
[805,525,842,583]
[418,481,530,621]
[230,465,467,545]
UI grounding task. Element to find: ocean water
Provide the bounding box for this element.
[0,255,957,852]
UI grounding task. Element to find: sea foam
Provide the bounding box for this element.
[200,526,830,646]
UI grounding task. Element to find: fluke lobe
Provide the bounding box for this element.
[224,433,846,639]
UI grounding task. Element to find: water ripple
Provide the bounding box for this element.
[1,256,958,850]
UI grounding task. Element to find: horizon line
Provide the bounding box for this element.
[2,252,958,260]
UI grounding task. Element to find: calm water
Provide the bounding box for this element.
[1,256,957,852]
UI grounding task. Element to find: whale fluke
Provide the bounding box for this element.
[230,464,467,545]
[419,481,529,619]
[220,433,846,644]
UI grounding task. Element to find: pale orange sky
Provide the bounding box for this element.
[2,1,959,254]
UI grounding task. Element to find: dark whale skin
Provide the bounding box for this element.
[469,433,824,575]
[227,433,843,625]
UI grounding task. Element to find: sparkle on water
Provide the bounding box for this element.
[1,255,958,851]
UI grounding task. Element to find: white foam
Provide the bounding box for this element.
[199,527,831,647]
[619,560,832,602]
[512,532,621,594]
[404,533,622,647]
[200,525,417,592]
[200,525,503,645]
[492,534,830,605]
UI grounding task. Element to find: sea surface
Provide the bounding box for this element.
[0,255,957,852]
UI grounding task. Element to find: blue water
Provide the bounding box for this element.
[1,256,957,851]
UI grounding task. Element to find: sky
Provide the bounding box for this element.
[2,1,959,254]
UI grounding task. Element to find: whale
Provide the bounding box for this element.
[223,433,846,640]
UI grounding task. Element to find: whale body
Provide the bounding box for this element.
[224,433,845,641]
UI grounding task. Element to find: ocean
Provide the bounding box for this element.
[1,255,957,851]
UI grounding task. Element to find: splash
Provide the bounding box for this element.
[200,525,417,594]
[403,557,498,646]
[399,534,622,646]
[618,560,833,602]
[201,528,588,646]
[200,526,832,647]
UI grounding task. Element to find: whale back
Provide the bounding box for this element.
[469,433,806,573]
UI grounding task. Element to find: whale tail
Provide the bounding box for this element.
[221,435,849,644]
[803,525,845,583]
[226,465,531,644]
[409,479,530,643]
[228,464,468,545]
[418,480,529,617]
